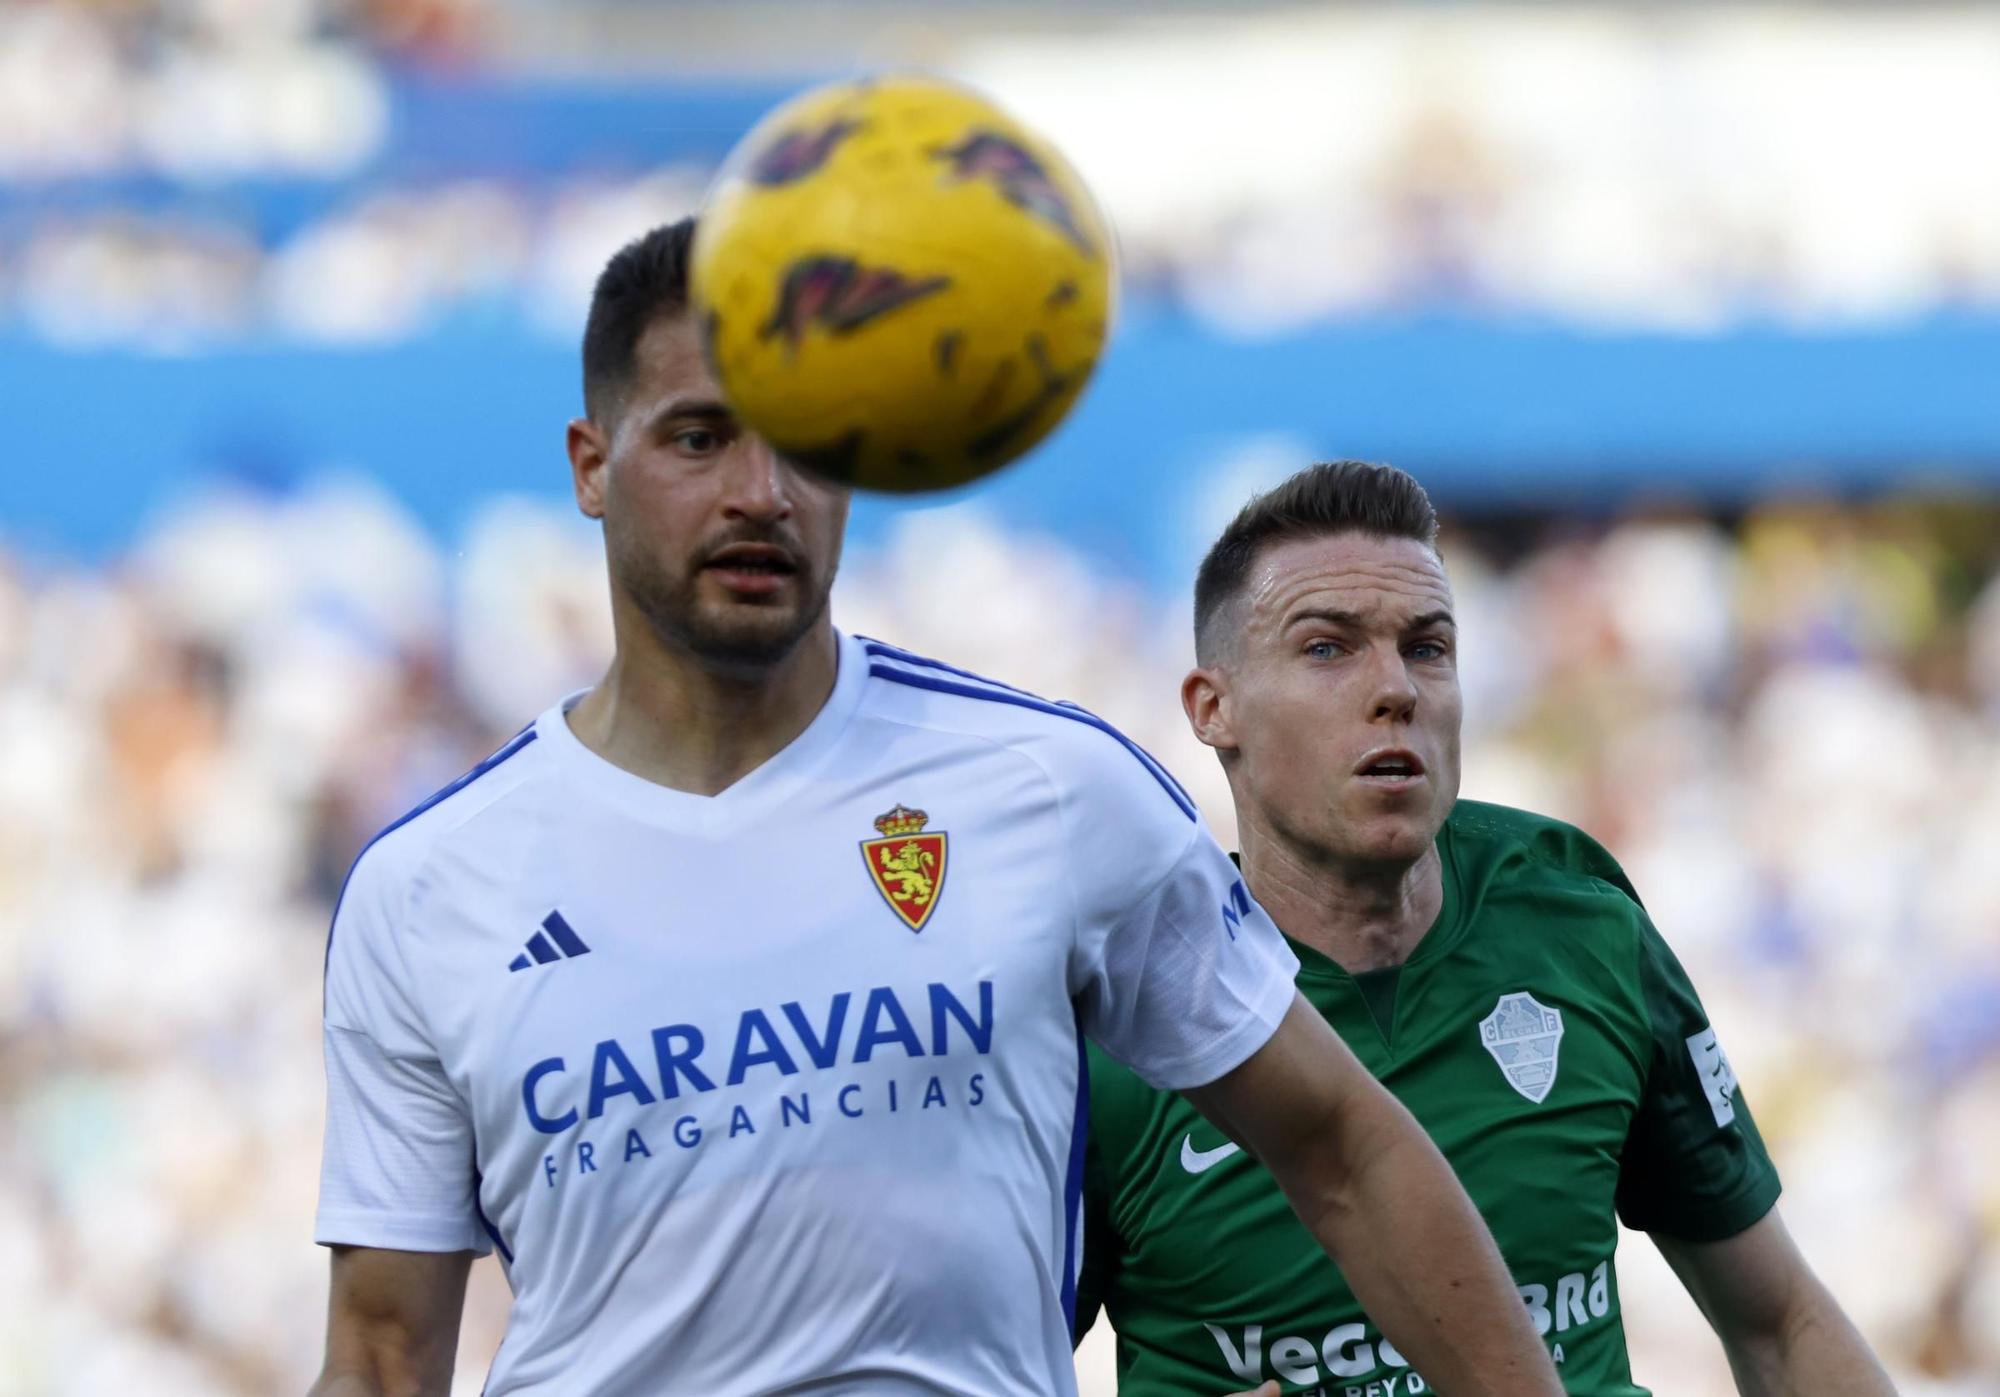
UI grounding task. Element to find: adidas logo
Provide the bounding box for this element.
[510,911,592,972]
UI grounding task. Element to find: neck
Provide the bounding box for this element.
[1236,808,1444,973]
[567,618,840,797]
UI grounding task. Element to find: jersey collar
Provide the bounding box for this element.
[1271,826,1470,986]
[536,629,870,835]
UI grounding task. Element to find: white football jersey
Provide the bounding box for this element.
[317,632,1299,1396]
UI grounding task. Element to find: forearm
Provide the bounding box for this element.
[1719,1290,1895,1397]
[307,1362,449,1397]
[306,1369,387,1397]
[315,1245,470,1397]
[1284,1093,1558,1396]
[1653,1212,1893,1397]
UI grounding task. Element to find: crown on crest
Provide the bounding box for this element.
[873,804,930,837]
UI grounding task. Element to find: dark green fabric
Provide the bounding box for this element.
[1614,919,1783,1241]
[1076,799,1781,1396]
[1350,965,1402,1044]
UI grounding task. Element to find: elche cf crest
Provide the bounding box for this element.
[1479,991,1565,1103]
[861,804,948,933]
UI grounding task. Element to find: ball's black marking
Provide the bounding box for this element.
[759,257,951,346]
[934,330,963,376]
[932,129,1095,257]
[970,357,1017,418]
[1045,280,1079,309]
[1027,333,1057,378]
[967,334,1073,463]
[747,118,863,185]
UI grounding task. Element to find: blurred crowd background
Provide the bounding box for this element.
[7,0,2000,343]
[3,1,1998,1394]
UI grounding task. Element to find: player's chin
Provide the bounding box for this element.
[1340,806,1437,865]
[683,596,816,664]
[691,570,816,625]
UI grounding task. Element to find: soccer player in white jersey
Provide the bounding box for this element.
[310,218,1560,1397]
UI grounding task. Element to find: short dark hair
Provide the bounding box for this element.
[1193,459,1439,663]
[581,216,697,425]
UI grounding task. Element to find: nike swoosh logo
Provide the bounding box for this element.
[1179,1134,1242,1174]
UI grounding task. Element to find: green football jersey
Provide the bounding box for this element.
[1077,800,1781,1397]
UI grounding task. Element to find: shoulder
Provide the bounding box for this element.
[1446,798,1644,909]
[857,637,1199,827]
[328,723,547,949]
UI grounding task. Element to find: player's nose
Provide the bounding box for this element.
[1365,642,1419,722]
[721,436,794,521]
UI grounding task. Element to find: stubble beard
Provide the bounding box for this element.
[616,539,834,674]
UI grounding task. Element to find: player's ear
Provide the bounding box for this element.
[1182,665,1237,754]
[568,416,609,520]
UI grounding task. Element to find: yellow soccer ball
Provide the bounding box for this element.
[691,75,1114,493]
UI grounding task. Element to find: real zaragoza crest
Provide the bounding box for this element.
[860,804,948,933]
[1479,991,1565,1103]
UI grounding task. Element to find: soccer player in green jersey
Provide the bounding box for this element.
[1076,461,1894,1397]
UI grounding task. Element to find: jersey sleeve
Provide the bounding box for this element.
[1062,737,1299,1091]
[1614,916,1782,1242]
[316,844,490,1255]
[1529,817,1643,906]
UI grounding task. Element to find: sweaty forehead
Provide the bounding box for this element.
[1245,533,1453,629]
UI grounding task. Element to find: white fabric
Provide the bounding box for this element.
[317,631,1298,1396]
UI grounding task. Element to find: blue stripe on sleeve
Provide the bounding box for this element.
[861,636,1045,698]
[322,724,539,982]
[864,653,1198,822]
[864,638,1198,813]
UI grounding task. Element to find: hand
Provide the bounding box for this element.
[1224,1384,1280,1397]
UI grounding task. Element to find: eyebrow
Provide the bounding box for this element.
[1283,606,1456,633]
[642,397,734,431]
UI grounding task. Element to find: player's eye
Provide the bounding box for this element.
[672,426,724,456]
[1407,639,1452,662]
[1304,639,1342,660]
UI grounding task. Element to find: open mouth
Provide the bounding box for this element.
[700,542,799,598]
[1355,749,1425,783]
[703,544,798,578]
